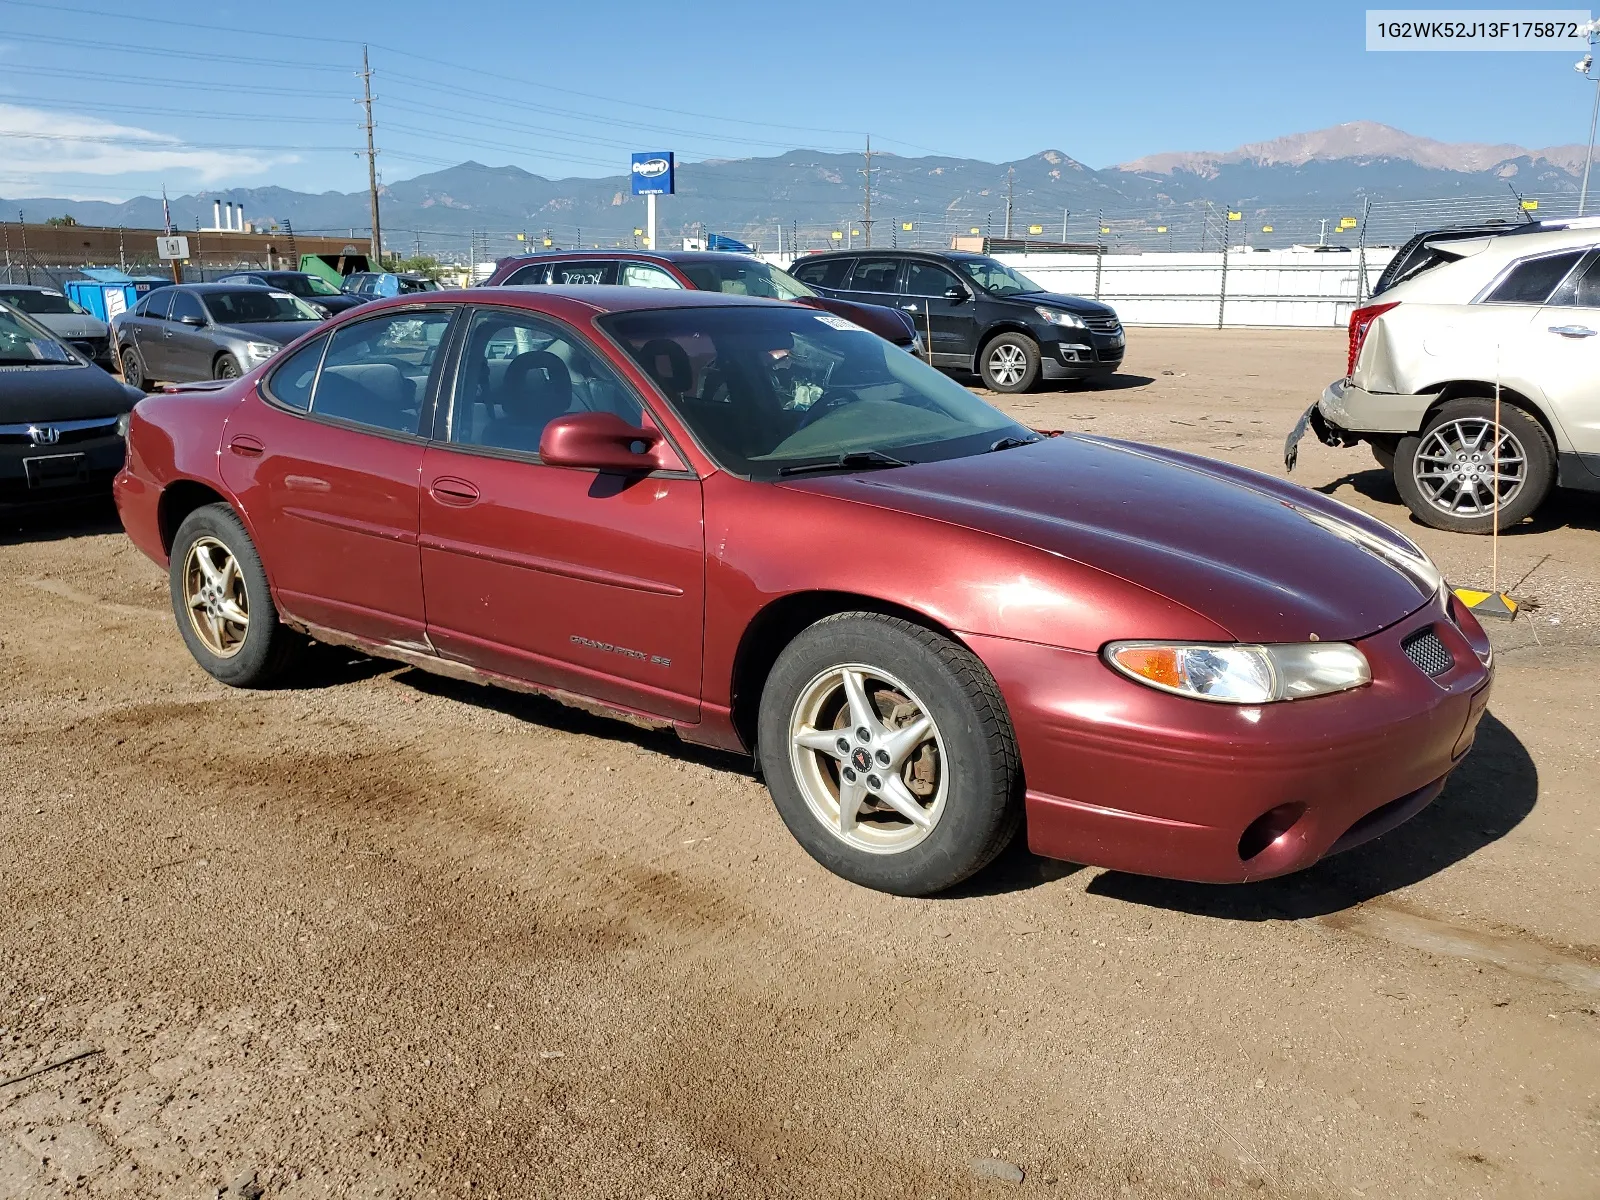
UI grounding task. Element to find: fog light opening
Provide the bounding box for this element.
[1238,802,1307,862]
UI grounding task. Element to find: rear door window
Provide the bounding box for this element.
[846,257,901,295]
[310,310,454,434]
[1484,251,1584,305]
[618,262,681,289]
[1544,253,1600,307]
[790,258,850,289]
[502,262,549,286]
[139,290,174,320]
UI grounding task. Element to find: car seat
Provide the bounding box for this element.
[482,350,572,453]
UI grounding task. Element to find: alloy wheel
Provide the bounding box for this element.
[182,536,250,657]
[988,344,1028,387]
[787,663,947,854]
[1412,417,1527,517]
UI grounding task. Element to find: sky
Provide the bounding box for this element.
[1,0,1597,201]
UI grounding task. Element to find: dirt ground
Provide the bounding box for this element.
[1,328,1596,1200]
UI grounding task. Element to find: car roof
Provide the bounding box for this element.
[362,284,791,317]
[1428,225,1600,261]
[795,248,986,261]
[171,282,286,292]
[503,249,768,266]
[0,283,54,291]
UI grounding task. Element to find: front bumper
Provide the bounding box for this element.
[0,431,126,506]
[966,590,1492,884]
[1040,328,1125,379]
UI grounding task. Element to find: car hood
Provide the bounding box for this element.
[215,320,323,344]
[0,363,140,421]
[30,313,109,339]
[1020,291,1118,318]
[800,295,913,341]
[783,435,1435,644]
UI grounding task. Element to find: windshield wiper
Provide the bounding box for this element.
[989,435,1041,452]
[777,450,911,477]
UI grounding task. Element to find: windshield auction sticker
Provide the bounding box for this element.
[1367,9,1592,49]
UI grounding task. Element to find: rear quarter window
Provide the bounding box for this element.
[1484,251,1585,305]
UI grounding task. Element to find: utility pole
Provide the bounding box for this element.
[1005,167,1015,239]
[360,46,383,265]
[861,135,875,248]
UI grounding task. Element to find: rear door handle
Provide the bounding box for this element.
[1548,324,1597,338]
[430,476,480,506]
[228,434,265,457]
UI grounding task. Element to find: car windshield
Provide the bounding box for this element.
[0,288,81,316]
[202,289,321,323]
[956,257,1043,296]
[601,305,1027,480]
[677,259,816,301]
[0,305,80,365]
[268,273,343,297]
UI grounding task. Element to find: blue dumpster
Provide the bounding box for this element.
[66,269,173,322]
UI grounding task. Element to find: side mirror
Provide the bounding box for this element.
[179,314,206,327]
[539,411,680,473]
[944,285,970,303]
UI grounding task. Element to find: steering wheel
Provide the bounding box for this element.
[795,388,858,431]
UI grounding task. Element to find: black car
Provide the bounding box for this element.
[215,270,366,316]
[789,250,1124,392]
[112,283,325,389]
[0,301,141,507]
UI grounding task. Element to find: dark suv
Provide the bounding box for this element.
[789,250,1124,392]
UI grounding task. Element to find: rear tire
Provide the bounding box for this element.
[169,503,303,687]
[1393,398,1554,534]
[979,333,1041,394]
[121,346,153,393]
[757,613,1022,896]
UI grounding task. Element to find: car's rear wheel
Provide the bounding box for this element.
[757,612,1021,896]
[1393,398,1555,534]
[121,346,152,392]
[169,503,303,687]
[214,354,242,381]
[979,333,1041,393]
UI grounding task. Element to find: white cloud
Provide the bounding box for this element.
[0,103,286,189]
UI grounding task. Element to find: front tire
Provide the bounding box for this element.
[757,613,1022,896]
[1393,398,1554,534]
[979,333,1041,393]
[169,503,303,687]
[121,346,153,392]
[214,354,242,381]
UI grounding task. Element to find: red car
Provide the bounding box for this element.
[482,249,922,354]
[114,287,1493,897]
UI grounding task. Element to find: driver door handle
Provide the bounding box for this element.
[1548,324,1597,338]
[430,476,480,507]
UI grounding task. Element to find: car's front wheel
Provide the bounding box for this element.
[979,333,1041,393]
[169,503,303,687]
[1393,398,1555,533]
[757,613,1021,896]
[121,346,153,392]
[214,353,242,381]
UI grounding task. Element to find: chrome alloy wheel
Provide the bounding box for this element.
[787,663,947,854]
[987,343,1029,387]
[1413,417,1527,517]
[182,536,249,658]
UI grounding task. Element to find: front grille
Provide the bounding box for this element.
[1084,315,1121,334]
[1402,626,1455,678]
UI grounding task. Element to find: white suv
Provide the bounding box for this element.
[1288,225,1600,533]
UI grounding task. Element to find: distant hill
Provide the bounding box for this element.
[3,122,1579,256]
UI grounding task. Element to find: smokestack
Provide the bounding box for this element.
[213,199,221,229]
[237,203,245,233]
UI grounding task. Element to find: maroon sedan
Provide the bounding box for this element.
[114,287,1493,897]
[482,249,922,354]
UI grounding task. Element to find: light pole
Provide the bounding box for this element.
[1577,52,1600,215]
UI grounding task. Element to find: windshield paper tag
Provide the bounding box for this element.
[813,313,863,332]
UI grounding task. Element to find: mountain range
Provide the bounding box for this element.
[4,122,1584,254]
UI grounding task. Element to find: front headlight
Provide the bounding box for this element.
[115,411,132,439]
[909,332,925,355]
[244,341,279,362]
[1104,641,1371,704]
[1034,306,1086,329]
